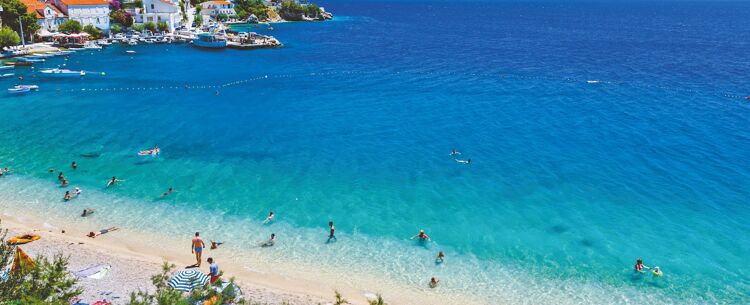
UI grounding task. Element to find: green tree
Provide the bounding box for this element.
[217,13,228,21]
[157,21,169,32]
[111,24,123,34]
[83,24,103,39]
[0,221,82,304]
[0,26,21,49]
[58,20,83,34]
[194,15,203,27]
[233,0,269,20]
[143,21,156,32]
[132,23,145,32]
[0,0,40,42]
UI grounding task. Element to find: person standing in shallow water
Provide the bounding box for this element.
[191,232,206,267]
[327,221,336,242]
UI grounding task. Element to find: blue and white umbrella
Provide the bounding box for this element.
[168,269,209,292]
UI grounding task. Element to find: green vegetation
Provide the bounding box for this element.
[83,24,103,39]
[157,21,169,32]
[143,21,156,32]
[111,24,123,34]
[233,0,270,21]
[121,0,143,9]
[278,0,322,21]
[0,0,40,42]
[0,221,82,305]
[0,26,21,48]
[110,9,134,27]
[132,23,145,32]
[58,20,83,34]
[217,13,229,21]
[194,15,204,27]
[127,262,245,305]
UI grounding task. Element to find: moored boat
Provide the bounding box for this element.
[191,33,228,48]
[39,68,86,77]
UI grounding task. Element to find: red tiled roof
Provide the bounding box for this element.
[20,0,65,19]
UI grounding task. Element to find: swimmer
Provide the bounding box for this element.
[455,159,471,164]
[263,211,274,224]
[74,187,81,196]
[2,168,9,174]
[634,259,649,273]
[81,208,95,217]
[49,167,55,173]
[106,176,124,187]
[161,187,175,197]
[61,178,69,187]
[436,251,445,263]
[71,161,77,170]
[450,149,461,156]
[429,277,440,288]
[210,240,223,250]
[58,172,65,181]
[327,221,337,242]
[411,229,431,242]
[261,233,276,247]
[64,191,71,201]
[652,266,663,277]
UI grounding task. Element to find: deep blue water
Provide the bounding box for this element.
[1,1,749,304]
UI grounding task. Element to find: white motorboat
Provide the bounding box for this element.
[8,86,30,94]
[39,68,86,77]
[0,66,13,70]
[83,42,102,50]
[96,39,111,46]
[1,73,14,78]
[17,57,45,62]
[17,84,39,90]
[127,39,138,46]
[126,50,137,54]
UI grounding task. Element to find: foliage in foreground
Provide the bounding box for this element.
[127,262,245,305]
[0,221,82,305]
[0,26,21,48]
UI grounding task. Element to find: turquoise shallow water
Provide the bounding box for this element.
[1,1,750,304]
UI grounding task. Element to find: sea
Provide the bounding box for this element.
[1,1,749,304]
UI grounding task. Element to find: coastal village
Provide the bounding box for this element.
[0,0,332,85]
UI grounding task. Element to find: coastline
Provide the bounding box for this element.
[0,179,487,305]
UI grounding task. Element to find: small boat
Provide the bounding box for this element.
[39,68,86,77]
[191,33,228,48]
[4,61,32,67]
[97,39,111,46]
[0,73,14,78]
[17,84,39,90]
[126,50,136,54]
[127,39,138,46]
[83,42,102,50]
[0,66,13,70]
[7,86,30,94]
[17,57,45,63]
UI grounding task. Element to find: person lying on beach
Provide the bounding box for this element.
[82,208,95,217]
[192,232,206,267]
[436,251,445,263]
[87,227,119,238]
[411,230,431,242]
[261,233,276,247]
[263,211,274,224]
[210,240,223,250]
[455,159,471,164]
[107,176,124,187]
[161,187,175,197]
[64,191,71,201]
[429,277,440,288]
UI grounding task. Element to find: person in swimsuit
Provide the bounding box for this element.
[634,259,648,273]
[64,191,71,201]
[450,149,460,156]
[74,187,81,196]
[327,221,337,242]
[262,233,276,247]
[210,240,223,250]
[263,211,274,224]
[436,251,445,263]
[2,168,9,174]
[61,178,69,187]
[161,187,174,197]
[82,208,95,217]
[455,159,471,164]
[107,176,123,187]
[49,167,55,173]
[58,172,65,181]
[411,229,431,242]
[652,266,663,277]
[429,277,440,288]
[192,232,206,267]
[71,161,77,170]
[87,227,119,238]
[207,257,220,283]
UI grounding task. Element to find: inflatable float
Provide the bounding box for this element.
[7,234,40,245]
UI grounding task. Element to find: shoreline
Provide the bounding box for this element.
[0,190,486,305]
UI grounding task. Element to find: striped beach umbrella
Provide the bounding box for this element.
[168,269,209,292]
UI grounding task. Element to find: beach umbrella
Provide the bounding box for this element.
[168,269,209,292]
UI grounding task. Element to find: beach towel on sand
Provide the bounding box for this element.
[73,264,111,279]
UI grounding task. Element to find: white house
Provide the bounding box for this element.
[21,0,67,32]
[136,0,184,32]
[200,1,235,20]
[52,0,110,32]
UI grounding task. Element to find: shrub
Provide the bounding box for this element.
[157,21,169,32]
[58,20,82,34]
[83,24,103,39]
[143,21,156,32]
[110,9,134,27]
[0,26,21,49]
[217,13,228,21]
